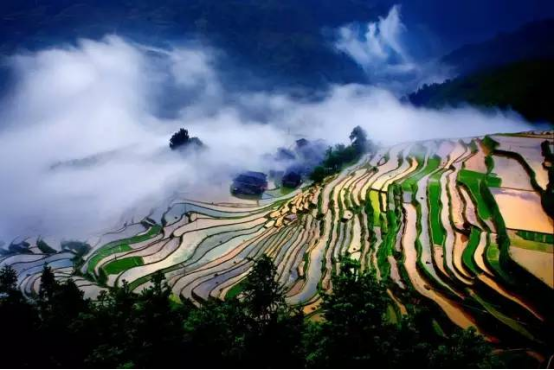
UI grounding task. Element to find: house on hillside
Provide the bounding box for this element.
[231,171,268,196]
[275,147,296,162]
[296,138,309,148]
[282,170,302,188]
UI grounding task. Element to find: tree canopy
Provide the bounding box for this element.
[0,256,505,368]
[169,128,204,151]
[310,126,375,183]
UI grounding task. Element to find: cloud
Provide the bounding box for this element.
[335,6,413,73]
[0,36,537,245]
[0,37,285,243]
[333,5,450,92]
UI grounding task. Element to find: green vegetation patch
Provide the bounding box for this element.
[428,171,446,246]
[88,244,133,275]
[516,230,554,246]
[369,190,381,226]
[377,189,402,281]
[385,304,398,324]
[401,156,440,192]
[511,235,553,253]
[457,170,501,220]
[462,228,481,275]
[485,240,516,285]
[432,319,446,337]
[225,281,246,300]
[87,224,162,275]
[102,257,144,275]
[481,136,500,152]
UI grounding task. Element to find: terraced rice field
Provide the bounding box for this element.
[3,131,553,355]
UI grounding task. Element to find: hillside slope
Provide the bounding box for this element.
[409,59,554,124]
[3,131,553,357]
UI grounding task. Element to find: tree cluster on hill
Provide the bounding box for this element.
[169,128,204,151]
[310,126,375,183]
[0,256,501,368]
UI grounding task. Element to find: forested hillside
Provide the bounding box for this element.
[409,60,554,124]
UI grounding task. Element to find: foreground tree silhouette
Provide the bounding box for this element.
[184,295,249,367]
[304,258,391,368]
[79,281,141,368]
[0,257,503,368]
[429,327,502,368]
[37,266,91,367]
[38,264,56,305]
[303,258,501,368]
[0,266,40,367]
[131,272,190,368]
[0,265,17,294]
[241,255,305,367]
[242,255,286,321]
[184,255,304,368]
[81,274,190,368]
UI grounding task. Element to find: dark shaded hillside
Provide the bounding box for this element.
[409,59,554,124]
[442,19,554,77]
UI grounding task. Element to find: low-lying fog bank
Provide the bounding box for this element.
[0,36,538,245]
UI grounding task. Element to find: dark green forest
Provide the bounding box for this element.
[1,256,503,368]
[409,59,554,124]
